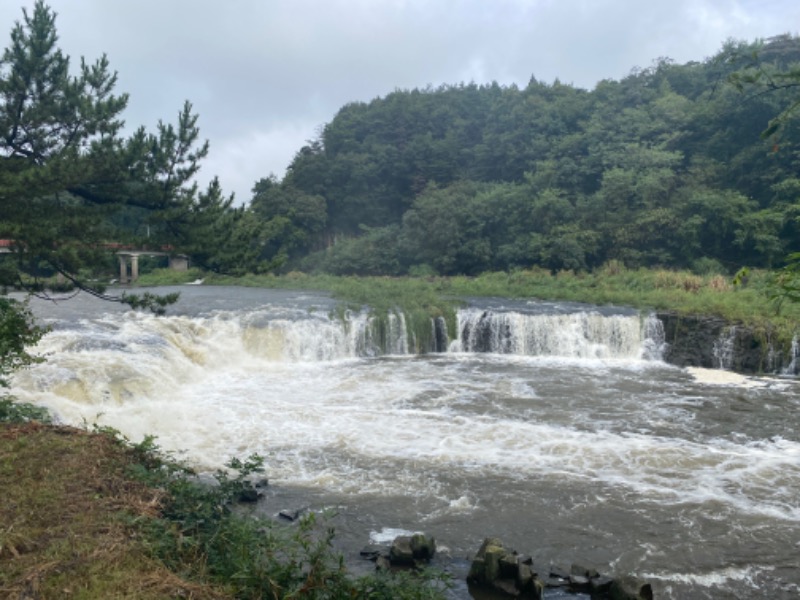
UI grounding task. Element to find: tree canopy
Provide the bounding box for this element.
[253,35,800,280]
[0,1,271,309]
[3,2,800,302]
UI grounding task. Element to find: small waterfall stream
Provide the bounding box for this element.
[784,335,800,375]
[712,326,737,370]
[449,308,663,360]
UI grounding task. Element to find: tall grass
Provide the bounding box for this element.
[444,267,799,350]
[134,267,800,350]
[133,267,207,286]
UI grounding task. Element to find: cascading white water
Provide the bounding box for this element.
[8,297,676,450]
[784,335,799,375]
[242,308,412,361]
[386,310,409,355]
[9,299,670,447]
[450,308,663,360]
[15,305,666,410]
[242,304,664,361]
[641,313,667,361]
[712,326,737,370]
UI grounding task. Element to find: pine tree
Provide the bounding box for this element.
[0,1,267,310]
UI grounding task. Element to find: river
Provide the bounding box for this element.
[9,286,800,599]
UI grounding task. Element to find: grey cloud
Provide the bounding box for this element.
[1,0,798,202]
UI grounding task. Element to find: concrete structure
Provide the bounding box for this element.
[116,250,189,283]
[1,240,188,283]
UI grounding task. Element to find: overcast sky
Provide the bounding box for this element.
[2,0,798,204]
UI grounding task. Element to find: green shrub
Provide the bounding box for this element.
[0,298,46,388]
[0,397,51,424]
[691,257,726,276]
[123,435,451,599]
[408,264,438,277]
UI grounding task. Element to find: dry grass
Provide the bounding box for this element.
[707,274,732,292]
[652,269,703,293]
[0,422,228,600]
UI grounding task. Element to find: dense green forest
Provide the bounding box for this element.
[250,35,800,278]
[2,2,799,295]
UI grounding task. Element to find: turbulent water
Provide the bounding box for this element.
[9,286,800,599]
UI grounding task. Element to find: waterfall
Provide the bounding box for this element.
[272,308,418,359]
[315,307,663,361]
[433,316,450,353]
[783,336,799,376]
[19,304,666,408]
[712,326,737,370]
[225,306,666,362]
[641,314,666,361]
[449,308,663,360]
[250,309,410,360]
[11,300,667,416]
[267,306,662,362]
[386,310,409,355]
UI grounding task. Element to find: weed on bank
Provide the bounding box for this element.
[0,414,450,599]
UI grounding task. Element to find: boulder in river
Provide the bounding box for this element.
[467,538,544,599]
[388,533,437,567]
[468,539,654,599]
[610,575,654,600]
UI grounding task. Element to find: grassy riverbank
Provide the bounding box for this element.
[0,421,225,599]
[0,415,449,599]
[135,266,800,348]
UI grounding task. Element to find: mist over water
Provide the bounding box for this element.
[10,286,800,599]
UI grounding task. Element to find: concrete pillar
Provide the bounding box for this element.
[169,255,189,271]
[130,255,139,281]
[119,255,128,283]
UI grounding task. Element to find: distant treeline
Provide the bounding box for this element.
[250,35,800,276]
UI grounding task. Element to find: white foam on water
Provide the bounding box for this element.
[447,495,476,511]
[10,307,800,525]
[369,527,415,544]
[687,366,770,388]
[643,565,769,587]
[16,358,799,524]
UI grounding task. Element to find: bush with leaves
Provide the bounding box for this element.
[0,298,44,387]
[117,433,451,599]
[0,297,51,423]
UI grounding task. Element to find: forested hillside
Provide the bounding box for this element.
[250,35,800,277]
